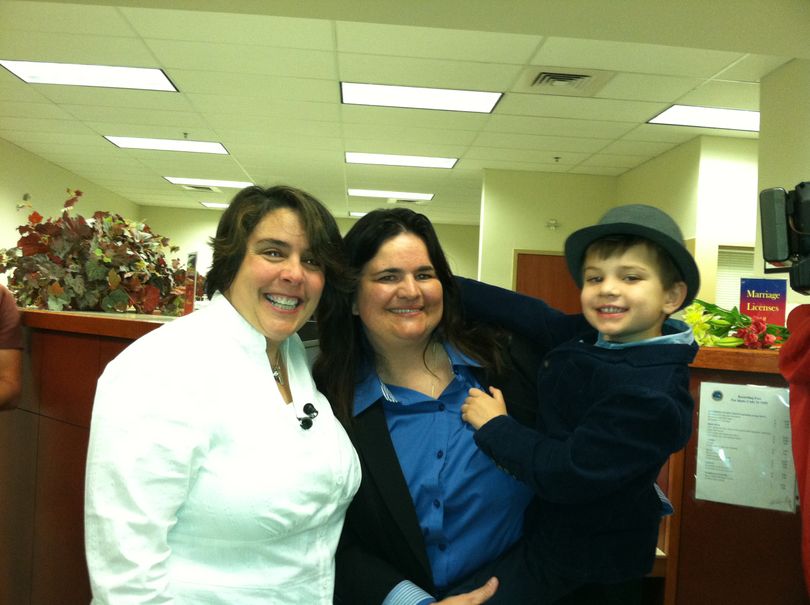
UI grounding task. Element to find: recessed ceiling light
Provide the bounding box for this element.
[106,136,228,154]
[349,211,368,218]
[347,188,434,201]
[341,82,501,113]
[648,104,759,132]
[199,202,230,209]
[165,177,253,189]
[345,152,457,169]
[0,59,176,91]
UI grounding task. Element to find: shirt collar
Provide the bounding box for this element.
[352,341,481,416]
[595,318,695,349]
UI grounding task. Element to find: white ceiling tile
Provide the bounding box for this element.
[579,154,648,168]
[0,100,74,120]
[531,37,745,78]
[58,105,207,129]
[35,87,195,112]
[340,104,489,131]
[0,31,156,66]
[678,80,759,110]
[122,8,335,50]
[473,131,610,153]
[464,146,592,164]
[338,53,521,90]
[598,139,676,156]
[496,93,667,122]
[596,73,702,102]
[336,21,542,63]
[144,39,337,79]
[622,123,701,143]
[187,95,341,122]
[717,54,793,82]
[0,116,96,134]
[0,2,135,36]
[343,125,478,146]
[484,115,635,138]
[169,70,338,102]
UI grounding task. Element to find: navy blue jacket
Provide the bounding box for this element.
[458,277,697,583]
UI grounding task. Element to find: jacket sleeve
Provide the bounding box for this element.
[473,379,692,503]
[455,276,585,351]
[84,356,210,604]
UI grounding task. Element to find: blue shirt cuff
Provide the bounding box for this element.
[382,580,436,605]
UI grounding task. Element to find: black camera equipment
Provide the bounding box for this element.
[760,181,810,294]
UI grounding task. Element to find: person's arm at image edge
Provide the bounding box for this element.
[0,348,22,410]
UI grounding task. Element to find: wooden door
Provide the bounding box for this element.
[515,252,581,314]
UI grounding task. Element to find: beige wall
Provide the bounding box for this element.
[142,207,480,280]
[478,135,760,302]
[0,138,137,251]
[479,170,617,288]
[759,59,810,309]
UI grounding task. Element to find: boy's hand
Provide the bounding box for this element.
[462,386,507,430]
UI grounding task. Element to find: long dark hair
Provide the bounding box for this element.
[205,185,350,328]
[313,207,504,423]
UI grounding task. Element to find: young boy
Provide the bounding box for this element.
[457,204,700,604]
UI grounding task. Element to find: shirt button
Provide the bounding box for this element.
[438,403,446,411]
[436,450,444,459]
[433,499,441,509]
[438,543,447,551]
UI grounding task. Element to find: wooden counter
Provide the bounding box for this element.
[0,310,168,605]
[662,346,807,605]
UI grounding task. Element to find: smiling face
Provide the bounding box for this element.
[354,232,444,355]
[224,207,324,353]
[580,242,686,343]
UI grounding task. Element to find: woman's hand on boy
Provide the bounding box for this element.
[462,387,507,430]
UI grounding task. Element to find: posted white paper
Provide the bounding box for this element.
[696,382,795,512]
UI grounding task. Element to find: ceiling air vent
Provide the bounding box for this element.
[513,66,615,97]
[532,71,592,90]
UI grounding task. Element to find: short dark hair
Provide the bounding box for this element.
[313,207,504,423]
[584,235,682,289]
[205,184,350,323]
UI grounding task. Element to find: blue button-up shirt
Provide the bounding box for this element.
[354,343,534,593]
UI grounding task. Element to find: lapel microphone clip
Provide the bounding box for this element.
[299,403,319,430]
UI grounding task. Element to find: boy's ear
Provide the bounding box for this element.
[663,281,688,314]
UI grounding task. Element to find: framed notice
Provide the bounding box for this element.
[696,381,795,512]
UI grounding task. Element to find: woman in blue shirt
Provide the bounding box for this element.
[314,208,568,605]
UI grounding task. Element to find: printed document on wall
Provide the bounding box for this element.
[696,382,795,512]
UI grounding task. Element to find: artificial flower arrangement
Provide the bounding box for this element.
[0,189,195,316]
[682,299,790,349]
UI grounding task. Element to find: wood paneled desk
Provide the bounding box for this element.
[0,310,166,605]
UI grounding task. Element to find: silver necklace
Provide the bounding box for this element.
[271,352,285,386]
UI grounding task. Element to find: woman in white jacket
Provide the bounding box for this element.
[84,185,361,605]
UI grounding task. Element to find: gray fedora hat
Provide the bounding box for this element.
[564,204,700,309]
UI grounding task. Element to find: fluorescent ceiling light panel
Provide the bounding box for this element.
[341,82,501,113]
[345,152,457,169]
[165,177,253,189]
[200,202,230,209]
[648,104,759,132]
[349,211,368,218]
[106,136,227,154]
[347,188,434,201]
[0,60,176,91]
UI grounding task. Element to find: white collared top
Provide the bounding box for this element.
[85,294,361,604]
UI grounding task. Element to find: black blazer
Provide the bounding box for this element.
[334,332,545,604]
